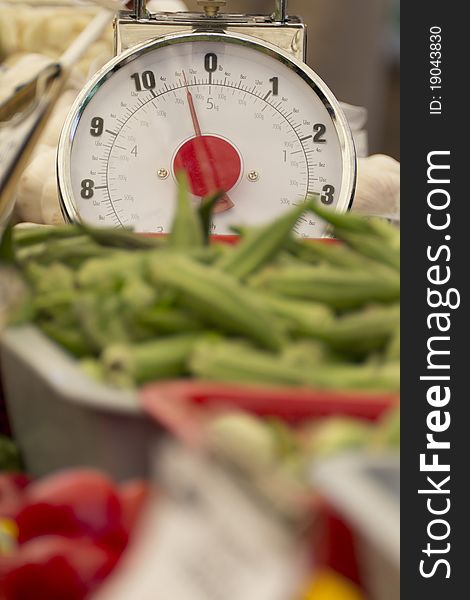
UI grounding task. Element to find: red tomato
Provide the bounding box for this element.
[16,470,126,551]
[0,475,25,520]
[119,480,151,534]
[1,535,118,600]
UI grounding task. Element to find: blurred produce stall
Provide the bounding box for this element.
[0,2,399,599]
[0,194,399,598]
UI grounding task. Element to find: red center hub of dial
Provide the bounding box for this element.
[173,135,241,198]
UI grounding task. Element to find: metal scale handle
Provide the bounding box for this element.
[133,0,289,21]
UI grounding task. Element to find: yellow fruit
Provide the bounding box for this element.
[0,518,18,555]
[300,569,364,600]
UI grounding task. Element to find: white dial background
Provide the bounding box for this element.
[67,37,349,236]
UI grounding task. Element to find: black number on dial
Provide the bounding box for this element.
[81,179,95,199]
[269,76,279,96]
[131,71,156,92]
[204,53,218,73]
[90,117,104,137]
[313,124,326,143]
[321,184,335,205]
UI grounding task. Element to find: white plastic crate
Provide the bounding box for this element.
[1,325,159,479]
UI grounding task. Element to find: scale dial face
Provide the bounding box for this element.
[59,32,356,237]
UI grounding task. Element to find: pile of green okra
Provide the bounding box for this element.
[6,183,400,391]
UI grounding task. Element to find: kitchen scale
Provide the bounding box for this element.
[57,0,357,237]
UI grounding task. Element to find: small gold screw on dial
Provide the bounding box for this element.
[157,168,169,179]
[247,170,260,182]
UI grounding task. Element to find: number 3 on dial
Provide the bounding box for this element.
[321,184,335,205]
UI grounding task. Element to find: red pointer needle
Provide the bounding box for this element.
[182,70,234,213]
[183,70,202,137]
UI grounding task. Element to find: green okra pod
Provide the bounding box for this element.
[26,261,74,289]
[251,264,400,310]
[38,320,95,358]
[311,202,398,241]
[319,303,400,356]
[76,252,148,291]
[32,290,76,316]
[198,191,225,243]
[103,333,200,386]
[256,292,334,337]
[190,339,310,387]
[286,237,379,271]
[307,204,400,270]
[288,355,399,391]
[190,339,400,392]
[366,217,400,251]
[12,224,82,248]
[119,276,157,312]
[149,254,286,351]
[78,224,163,250]
[25,262,76,316]
[138,306,203,334]
[336,230,400,271]
[17,236,112,267]
[217,202,311,280]
[74,293,130,352]
[281,340,340,368]
[184,246,227,264]
[169,173,204,249]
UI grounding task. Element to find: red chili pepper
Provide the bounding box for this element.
[1,535,118,600]
[15,470,127,552]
